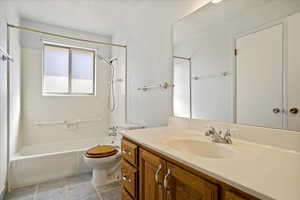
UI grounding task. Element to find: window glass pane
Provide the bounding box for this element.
[71,49,94,94]
[43,45,69,93]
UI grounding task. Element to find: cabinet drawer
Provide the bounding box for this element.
[122,139,138,166]
[122,189,134,200]
[121,161,138,199]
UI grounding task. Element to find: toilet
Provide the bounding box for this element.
[84,145,121,188]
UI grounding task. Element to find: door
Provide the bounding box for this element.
[139,149,166,200]
[236,24,283,128]
[287,12,300,131]
[164,163,218,200]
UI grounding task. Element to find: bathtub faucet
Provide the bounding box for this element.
[109,126,119,136]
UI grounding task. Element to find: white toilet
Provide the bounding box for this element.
[84,145,121,188]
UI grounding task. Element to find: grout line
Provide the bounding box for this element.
[94,185,103,200]
[33,184,39,200]
[64,179,69,200]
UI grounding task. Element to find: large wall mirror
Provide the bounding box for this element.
[173,0,300,131]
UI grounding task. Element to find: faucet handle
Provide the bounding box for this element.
[204,126,215,136]
[223,129,231,137]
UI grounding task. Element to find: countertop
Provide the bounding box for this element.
[121,127,300,200]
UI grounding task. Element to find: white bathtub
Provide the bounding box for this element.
[9,135,121,189]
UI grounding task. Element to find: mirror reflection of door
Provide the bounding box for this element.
[236,24,284,129]
[172,0,300,131]
[287,12,300,131]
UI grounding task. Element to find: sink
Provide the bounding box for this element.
[167,139,237,159]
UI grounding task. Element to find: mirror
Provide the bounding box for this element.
[172,0,300,131]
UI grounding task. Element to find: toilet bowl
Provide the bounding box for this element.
[83,145,121,188]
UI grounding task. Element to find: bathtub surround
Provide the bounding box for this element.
[5,173,121,200]
[19,19,113,147]
[0,189,4,200]
[0,5,8,199]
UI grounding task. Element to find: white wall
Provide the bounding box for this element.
[0,3,8,197]
[20,20,113,147]
[190,33,233,122]
[0,2,21,196]
[112,1,206,128]
[7,7,22,158]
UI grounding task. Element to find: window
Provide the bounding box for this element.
[43,43,96,95]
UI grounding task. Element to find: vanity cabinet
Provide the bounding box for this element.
[165,162,218,200]
[121,138,258,200]
[139,149,166,200]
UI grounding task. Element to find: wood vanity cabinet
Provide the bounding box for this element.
[139,149,166,200]
[166,162,218,200]
[121,138,257,200]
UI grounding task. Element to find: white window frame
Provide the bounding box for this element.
[42,42,97,96]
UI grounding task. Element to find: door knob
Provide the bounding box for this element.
[272,108,281,114]
[289,108,299,114]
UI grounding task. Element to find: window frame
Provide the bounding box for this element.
[42,42,97,96]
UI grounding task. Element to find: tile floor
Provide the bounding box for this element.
[5,173,121,200]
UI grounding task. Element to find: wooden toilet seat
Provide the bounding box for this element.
[85,145,118,158]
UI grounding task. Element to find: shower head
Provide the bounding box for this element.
[109,57,118,64]
[97,55,118,65]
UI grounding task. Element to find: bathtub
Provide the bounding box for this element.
[9,135,121,189]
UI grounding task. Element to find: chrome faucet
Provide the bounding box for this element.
[205,127,232,144]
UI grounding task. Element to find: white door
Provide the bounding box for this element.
[287,12,300,131]
[236,24,283,129]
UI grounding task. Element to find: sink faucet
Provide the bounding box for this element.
[205,127,232,144]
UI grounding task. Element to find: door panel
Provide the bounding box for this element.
[287,12,300,131]
[165,163,218,200]
[139,149,166,200]
[236,24,283,129]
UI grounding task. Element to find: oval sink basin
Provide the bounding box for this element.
[167,139,237,159]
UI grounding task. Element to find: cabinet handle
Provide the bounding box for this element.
[290,107,299,114]
[273,108,281,114]
[122,176,132,183]
[163,168,171,189]
[122,150,132,156]
[155,164,162,185]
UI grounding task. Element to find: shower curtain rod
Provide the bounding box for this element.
[7,24,127,48]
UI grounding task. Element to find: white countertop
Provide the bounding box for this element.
[121,127,300,200]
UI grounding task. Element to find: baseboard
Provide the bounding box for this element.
[0,186,5,200]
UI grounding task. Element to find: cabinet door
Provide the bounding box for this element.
[139,149,166,200]
[165,163,218,200]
